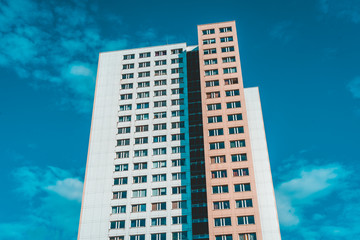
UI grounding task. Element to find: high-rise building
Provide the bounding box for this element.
[78,21,281,240]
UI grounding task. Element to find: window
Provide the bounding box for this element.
[171,121,185,129]
[135,137,148,144]
[205,80,219,87]
[120,93,132,100]
[115,164,128,172]
[213,201,230,210]
[139,61,150,68]
[154,100,167,107]
[230,140,246,148]
[171,78,184,84]
[171,99,184,105]
[138,71,150,78]
[137,103,149,109]
[121,83,133,89]
[227,101,241,109]
[172,146,185,154]
[233,168,249,177]
[153,148,167,155]
[118,127,130,134]
[132,189,147,198]
[204,58,218,65]
[117,139,130,146]
[224,78,238,85]
[172,172,186,180]
[116,151,129,159]
[223,67,237,74]
[135,125,148,132]
[172,200,187,209]
[110,237,124,240]
[112,205,126,214]
[139,52,150,58]
[228,113,242,121]
[131,219,146,228]
[154,111,167,119]
[153,174,167,182]
[151,217,166,226]
[132,204,146,212]
[172,216,187,224]
[133,175,147,184]
[154,123,167,130]
[171,58,183,64]
[237,215,255,225]
[155,79,167,86]
[122,73,133,79]
[172,110,184,117]
[229,126,244,134]
[172,186,186,194]
[113,191,127,199]
[136,113,149,120]
[110,220,125,229]
[221,46,235,53]
[225,89,240,97]
[134,149,148,157]
[171,88,184,94]
[119,104,132,111]
[123,54,135,60]
[206,91,220,98]
[234,183,251,192]
[220,36,234,42]
[214,217,231,227]
[222,56,236,63]
[207,103,221,111]
[155,59,167,66]
[153,160,166,168]
[172,159,185,166]
[203,38,216,44]
[239,233,257,240]
[152,202,166,211]
[202,29,215,35]
[203,48,216,55]
[205,69,218,76]
[209,128,224,136]
[171,48,183,54]
[211,170,227,178]
[220,27,232,32]
[155,50,167,56]
[152,187,166,196]
[215,235,232,240]
[114,177,128,185]
[171,68,183,74]
[210,155,226,164]
[208,115,222,123]
[172,133,185,141]
[138,82,150,88]
[130,235,145,240]
[154,90,167,96]
[153,135,167,143]
[236,199,253,208]
[231,153,247,162]
[123,63,134,69]
[134,162,147,170]
[209,142,225,150]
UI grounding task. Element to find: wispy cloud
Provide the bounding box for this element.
[347,76,360,99]
[2,166,83,239]
[269,21,294,43]
[318,0,360,24]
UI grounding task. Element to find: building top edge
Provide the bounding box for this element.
[99,42,188,55]
[197,20,236,27]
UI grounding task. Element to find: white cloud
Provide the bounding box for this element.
[318,0,360,24]
[347,76,360,99]
[47,178,83,202]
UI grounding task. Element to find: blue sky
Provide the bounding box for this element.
[1,0,360,239]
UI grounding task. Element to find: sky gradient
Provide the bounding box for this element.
[1,0,360,239]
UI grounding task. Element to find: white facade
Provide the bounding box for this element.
[78,43,193,240]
